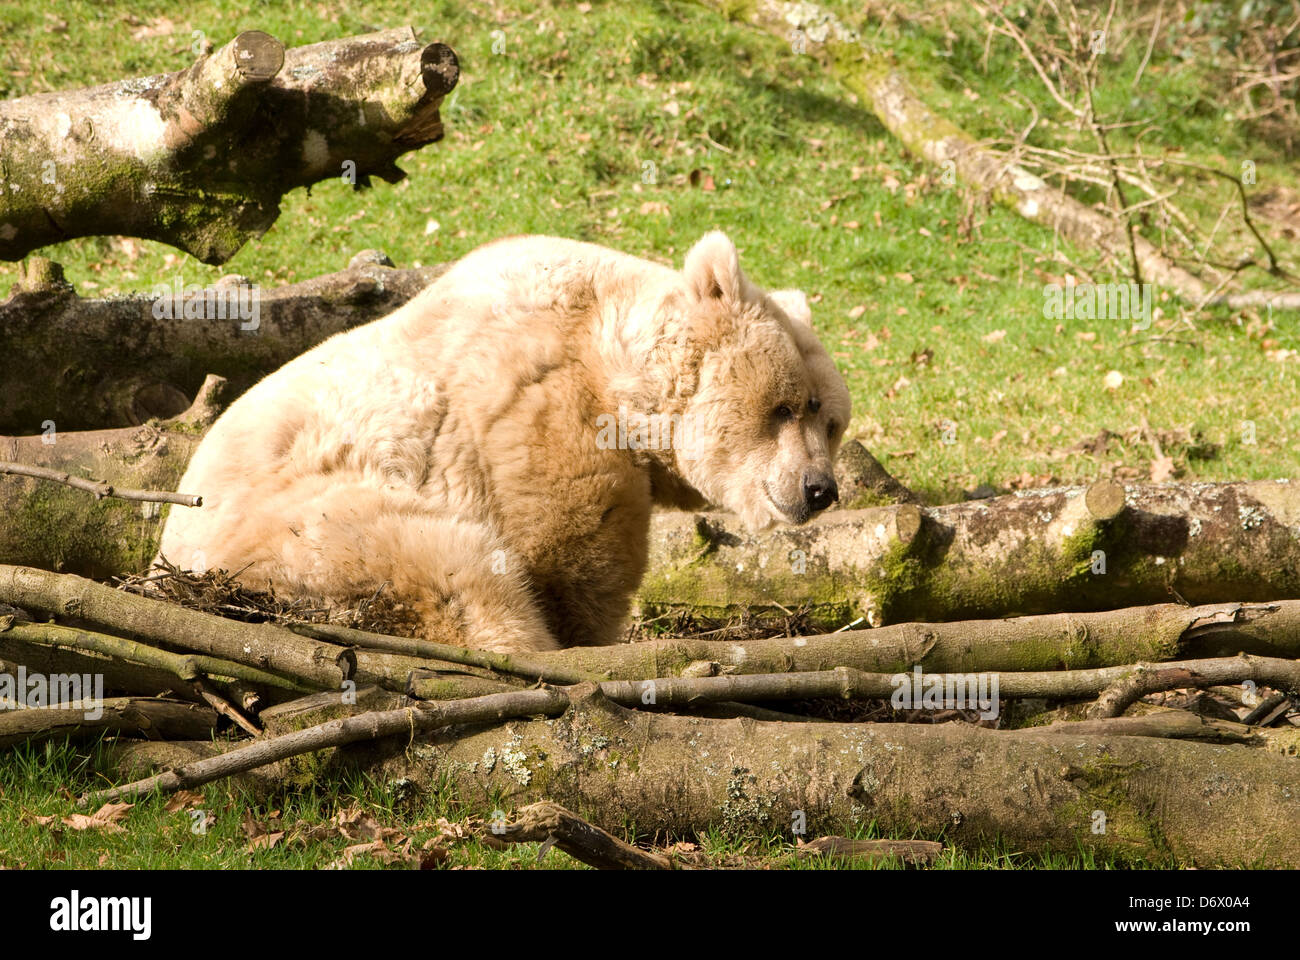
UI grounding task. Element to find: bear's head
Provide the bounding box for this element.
[662,231,852,532]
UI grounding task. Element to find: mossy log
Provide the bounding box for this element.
[533,599,1300,679]
[0,376,224,577]
[0,697,216,747]
[0,28,458,265]
[2,620,315,694]
[391,689,1300,866]
[0,563,356,691]
[639,479,1300,628]
[109,687,1300,866]
[0,254,449,434]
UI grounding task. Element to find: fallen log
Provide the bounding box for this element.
[390,688,1300,866]
[533,599,1300,679]
[1,620,314,694]
[0,697,215,747]
[0,254,449,434]
[0,28,458,265]
[6,425,1300,628]
[86,686,1300,866]
[6,560,1300,695]
[639,479,1300,627]
[704,0,1300,311]
[0,375,223,577]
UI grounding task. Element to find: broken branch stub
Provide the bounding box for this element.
[0,28,459,264]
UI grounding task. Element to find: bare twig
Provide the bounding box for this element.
[494,801,673,870]
[191,677,262,736]
[1087,655,1300,718]
[82,686,572,805]
[0,461,202,507]
[288,621,589,686]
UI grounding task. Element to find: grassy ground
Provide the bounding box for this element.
[0,0,1296,868]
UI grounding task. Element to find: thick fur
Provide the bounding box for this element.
[158,233,852,652]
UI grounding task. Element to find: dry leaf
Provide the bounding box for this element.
[1150,455,1176,482]
[982,329,1007,343]
[247,831,284,852]
[164,791,204,812]
[62,802,133,833]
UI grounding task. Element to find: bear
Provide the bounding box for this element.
[158,231,852,653]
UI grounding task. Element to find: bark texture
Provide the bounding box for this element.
[0,697,215,747]
[0,376,223,577]
[0,28,458,264]
[358,689,1300,867]
[639,480,1300,628]
[529,598,1300,678]
[0,254,448,434]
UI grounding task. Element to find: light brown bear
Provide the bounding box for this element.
[158,232,851,652]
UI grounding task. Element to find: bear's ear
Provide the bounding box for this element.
[684,231,743,304]
[768,289,812,327]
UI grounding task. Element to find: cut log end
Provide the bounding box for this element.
[420,42,460,97]
[893,503,923,546]
[1085,480,1127,521]
[230,30,286,81]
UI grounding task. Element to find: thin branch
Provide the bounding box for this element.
[82,687,572,805]
[3,620,314,694]
[494,801,673,870]
[0,461,202,507]
[1087,655,1300,718]
[288,621,589,686]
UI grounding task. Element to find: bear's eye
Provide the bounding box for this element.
[827,420,838,439]
[774,404,795,422]
[808,398,821,414]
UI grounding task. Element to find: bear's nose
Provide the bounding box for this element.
[803,473,838,513]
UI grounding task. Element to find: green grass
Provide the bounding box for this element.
[0,0,1296,867]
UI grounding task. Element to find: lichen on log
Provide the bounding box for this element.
[638,480,1300,628]
[0,29,459,264]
